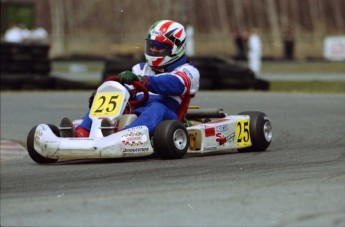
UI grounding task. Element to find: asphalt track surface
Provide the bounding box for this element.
[1,91,345,226]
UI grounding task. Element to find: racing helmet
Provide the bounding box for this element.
[145,20,186,68]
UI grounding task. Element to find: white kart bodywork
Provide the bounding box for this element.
[187,115,251,154]
[32,81,155,160]
[29,80,268,162]
[33,124,154,159]
[32,114,252,160]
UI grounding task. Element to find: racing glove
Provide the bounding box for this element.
[118,70,146,85]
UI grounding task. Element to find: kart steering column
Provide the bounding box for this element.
[105,75,149,107]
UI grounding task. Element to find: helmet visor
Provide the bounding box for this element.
[146,40,172,57]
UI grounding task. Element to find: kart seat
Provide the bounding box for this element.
[177,94,194,122]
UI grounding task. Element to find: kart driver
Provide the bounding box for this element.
[60,20,200,137]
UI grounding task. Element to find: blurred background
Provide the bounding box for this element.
[1,0,345,92]
[1,0,345,59]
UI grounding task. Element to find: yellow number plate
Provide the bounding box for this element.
[236,120,251,147]
[90,93,124,117]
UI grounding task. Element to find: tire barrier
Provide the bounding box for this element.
[102,55,269,90]
[1,42,51,89]
[1,46,269,90]
[102,55,142,80]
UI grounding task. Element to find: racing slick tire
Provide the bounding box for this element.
[237,111,272,152]
[153,120,189,159]
[27,124,59,164]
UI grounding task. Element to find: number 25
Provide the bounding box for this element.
[237,121,249,143]
[95,95,118,113]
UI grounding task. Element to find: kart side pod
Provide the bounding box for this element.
[187,116,251,154]
[187,112,272,154]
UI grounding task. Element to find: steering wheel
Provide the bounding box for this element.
[105,75,149,106]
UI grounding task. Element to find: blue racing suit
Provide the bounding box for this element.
[78,55,200,135]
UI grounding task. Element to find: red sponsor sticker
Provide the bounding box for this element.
[205,127,215,137]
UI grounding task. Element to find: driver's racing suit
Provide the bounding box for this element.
[77,55,200,135]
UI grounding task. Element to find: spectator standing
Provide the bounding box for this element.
[233,29,246,60]
[247,28,262,75]
[185,24,195,57]
[283,26,295,60]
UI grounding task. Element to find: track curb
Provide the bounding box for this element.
[0,140,27,161]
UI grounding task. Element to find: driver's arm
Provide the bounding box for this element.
[146,74,187,96]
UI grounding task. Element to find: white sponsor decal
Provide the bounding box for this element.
[216,125,228,132]
[123,147,149,153]
[151,29,162,36]
[183,68,193,79]
[203,146,218,152]
[121,131,147,146]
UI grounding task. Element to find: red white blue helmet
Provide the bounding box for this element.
[145,20,186,68]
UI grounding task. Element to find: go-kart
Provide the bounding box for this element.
[27,76,272,164]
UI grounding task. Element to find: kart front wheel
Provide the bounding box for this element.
[237,111,272,152]
[153,120,189,159]
[27,124,59,164]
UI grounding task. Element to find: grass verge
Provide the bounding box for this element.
[261,61,345,73]
[269,80,345,93]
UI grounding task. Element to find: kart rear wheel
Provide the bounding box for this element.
[153,120,189,159]
[27,124,59,164]
[237,111,272,152]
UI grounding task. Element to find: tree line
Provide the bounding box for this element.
[44,0,345,59]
